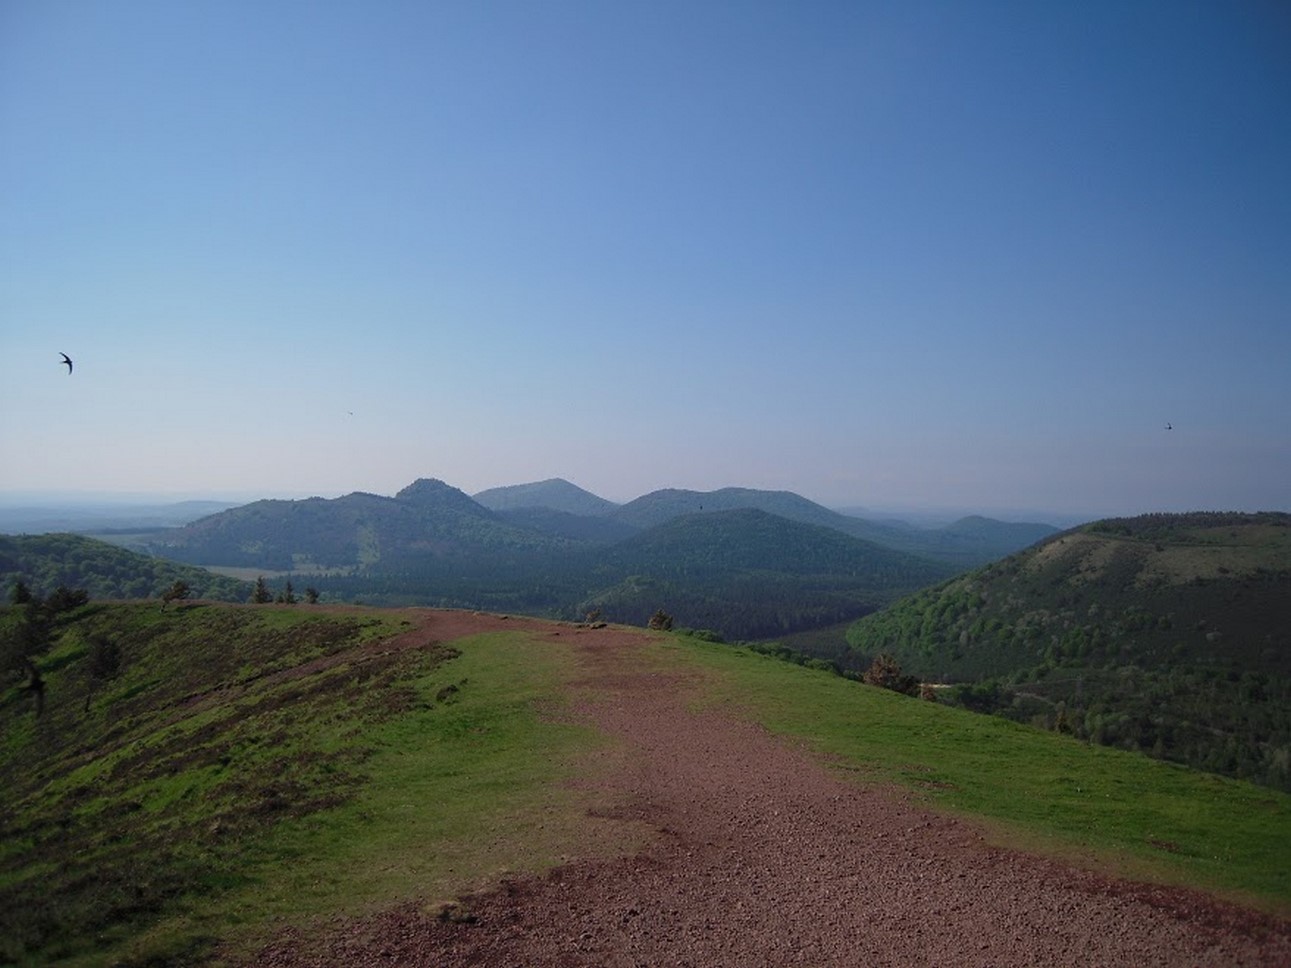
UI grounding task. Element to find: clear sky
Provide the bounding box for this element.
[2,1,1288,519]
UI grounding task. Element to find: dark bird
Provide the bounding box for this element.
[59,352,73,375]
[1165,422,1172,431]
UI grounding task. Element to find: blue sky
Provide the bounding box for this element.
[2,1,1288,519]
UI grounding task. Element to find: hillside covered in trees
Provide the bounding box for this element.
[843,513,1291,790]
[79,479,973,639]
[289,508,955,640]
[137,478,1055,573]
[0,505,952,642]
[0,534,248,603]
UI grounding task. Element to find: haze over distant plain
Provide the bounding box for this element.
[2,1,1288,520]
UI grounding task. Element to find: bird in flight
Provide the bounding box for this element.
[1165,422,1173,431]
[59,352,73,375]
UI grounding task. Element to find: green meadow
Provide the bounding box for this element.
[2,604,1287,966]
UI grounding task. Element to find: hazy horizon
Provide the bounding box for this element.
[4,2,1288,518]
[0,475,1270,530]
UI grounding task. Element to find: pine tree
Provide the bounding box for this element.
[251,576,273,604]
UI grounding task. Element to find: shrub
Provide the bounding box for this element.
[861,653,920,697]
[161,581,190,610]
[44,585,89,613]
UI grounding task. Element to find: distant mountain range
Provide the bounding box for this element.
[842,511,1291,790]
[117,478,971,638]
[2,477,1059,640]
[472,479,1057,565]
[142,480,574,573]
[130,478,1057,574]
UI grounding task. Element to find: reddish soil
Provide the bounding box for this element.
[246,611,1291,967]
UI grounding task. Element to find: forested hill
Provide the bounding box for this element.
[76,476,1057,641]
[288,509,955,641]
[126,478,1057,574]
[610,486,911,543]
[569,509,955,637]
[144,480,571,571]
[473,478,619,516]
[601,508,945,582]
[608,487,1058,567]
[0,534,248,602]
[842,512,1291,790]
[4,485,954,640]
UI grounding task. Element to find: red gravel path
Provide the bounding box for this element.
[247,612,1291,967]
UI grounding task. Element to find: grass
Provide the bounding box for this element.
[114,630,622,966]
[5,603,1289,965]
[665,635,1291,913]
[0,606,618,966]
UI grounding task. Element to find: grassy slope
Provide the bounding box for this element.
[1,605,615,967]
[669,636,1290,912]
[3,605,1288,966]
[157,629,627,967]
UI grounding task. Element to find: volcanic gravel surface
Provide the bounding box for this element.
[247,614,1290,967]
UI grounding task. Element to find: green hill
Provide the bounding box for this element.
[2,602,1287,965]
[843,512,1291,789]
[493,506,639,545]
[610,486,1057,567]
[0,534,249,602]
[143,479,572,572]
[126,481,961,640]
[473,478,619,516]
[298,509,953,640]
[573,509,953,637]
[120,480,1057,618]
[602,507,943,577]
[612,486,868,532]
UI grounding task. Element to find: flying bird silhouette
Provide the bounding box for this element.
[1165,422,1173,431]
[59,353,73,375]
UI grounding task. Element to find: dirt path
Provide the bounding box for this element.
[249,616,1291,967]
